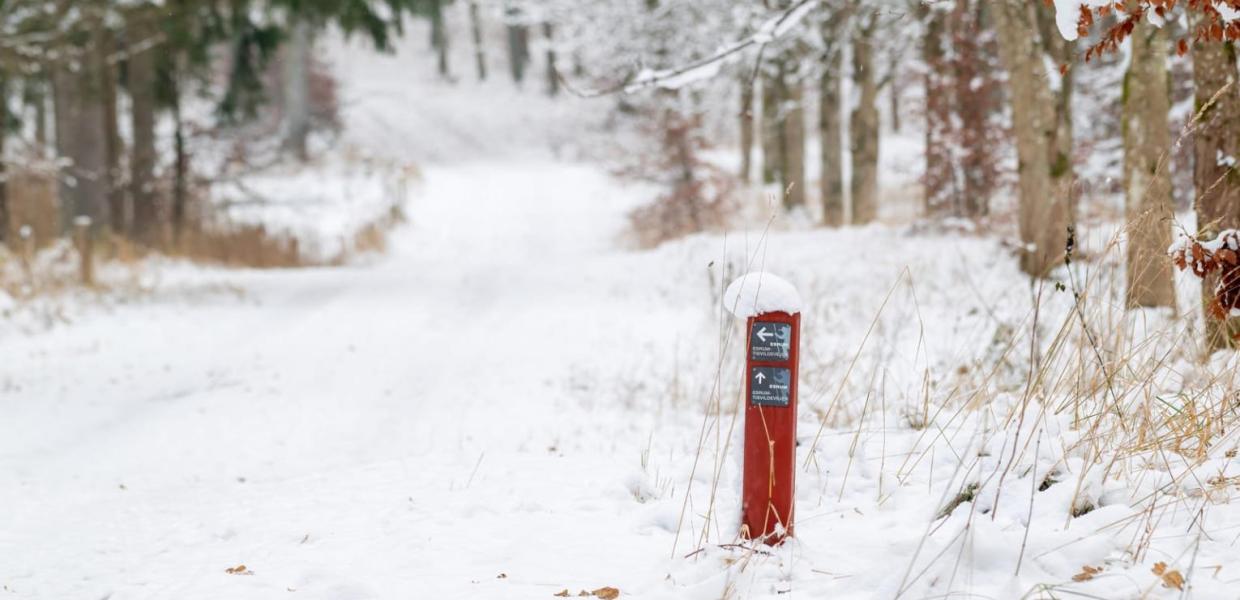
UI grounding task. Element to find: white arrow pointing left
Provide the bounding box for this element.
[756,327,771,342]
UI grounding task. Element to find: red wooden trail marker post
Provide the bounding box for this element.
[741,310,800,543]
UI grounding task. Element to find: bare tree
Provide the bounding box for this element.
[820,10,846,226]
[740,74,755,182]
[544,22,559,96]
[128,7,159,244]
[1122,8,1176,310]
[53,62,110,232]
[992,0,1071,277]
[282,18,313,160]
[470,2,487,81]
[849,7,879,224]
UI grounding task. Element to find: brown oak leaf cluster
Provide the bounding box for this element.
[1170,230,1240,319]
[1067,0,1240,61]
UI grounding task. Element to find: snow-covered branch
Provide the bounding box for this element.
[560,0,819,98]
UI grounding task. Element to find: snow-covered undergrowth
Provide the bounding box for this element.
[614,219,1240,599]
[205,153,415,264]
[0,241,246,336]
[4,159,1238,600]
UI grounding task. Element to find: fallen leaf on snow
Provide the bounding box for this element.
[224,564,252,575]
[1152,562,1184,590]
[553,590,570,597]
[1072,565,1102,582]
[591,587,620,600]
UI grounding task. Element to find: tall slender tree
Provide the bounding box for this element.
[820,9,846,226]
[1122,7,1176,310]
[993,0,1072,277]
[128,5,160,244]
[850,7,879,224]
[739,74,755,182]
[470,1,488,81]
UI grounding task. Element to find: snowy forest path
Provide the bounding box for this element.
[0,159,687,599]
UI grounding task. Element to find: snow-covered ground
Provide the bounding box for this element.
[4,16,1240,600]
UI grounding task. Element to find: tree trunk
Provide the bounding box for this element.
[171,75,188,243]
[1192,38,1240,350]
[282,19,312,161]
[52,64,110,232]
[1035,3,1076,221]
[955,0,1000,218]
[740,74,754,182]
[506,5,530,85]
[99,33,125,234]
[1122,16,1175,310]
[922,4,955,218]
[130,12,160,245]
[779,56,806,210]
[543,22,559,96]
[33,79,48,159]
[470,1,487,81]
[0,74,7,247]
[993,0,1070,277]
[761,71,781,185]
[850,11,880,225]
[820,14,845,226]
[889,52,901,133]
[430,0,450,78]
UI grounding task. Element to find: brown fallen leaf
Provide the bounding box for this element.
[225,564,252,575]
[553,590,570,598]
[1151,562,1184,589]
[1072,565,1102,582]
[591,587,620,600]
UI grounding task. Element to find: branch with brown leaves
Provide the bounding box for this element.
[1062,0,1240,62]
[1169,229,1240,320]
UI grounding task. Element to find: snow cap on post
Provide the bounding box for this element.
[723,272,802,318]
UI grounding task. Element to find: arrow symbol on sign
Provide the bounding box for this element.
[756,327,771,342]
[754,371,767,384]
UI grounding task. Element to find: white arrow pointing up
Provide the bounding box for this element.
[756,327,771,342]
[754,371,767,384]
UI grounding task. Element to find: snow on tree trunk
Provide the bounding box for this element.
[953,0,1001,218]
[1192,32,1240,350]
[922,4,955,218]
[470,1,487,81]
[820,13,845,226]
[993,0,1070,277]
[129,10,160,245]
[282,19,313,161]
[1122,15,1176,311]
[850,11,879,225]
[52,64,109,233]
